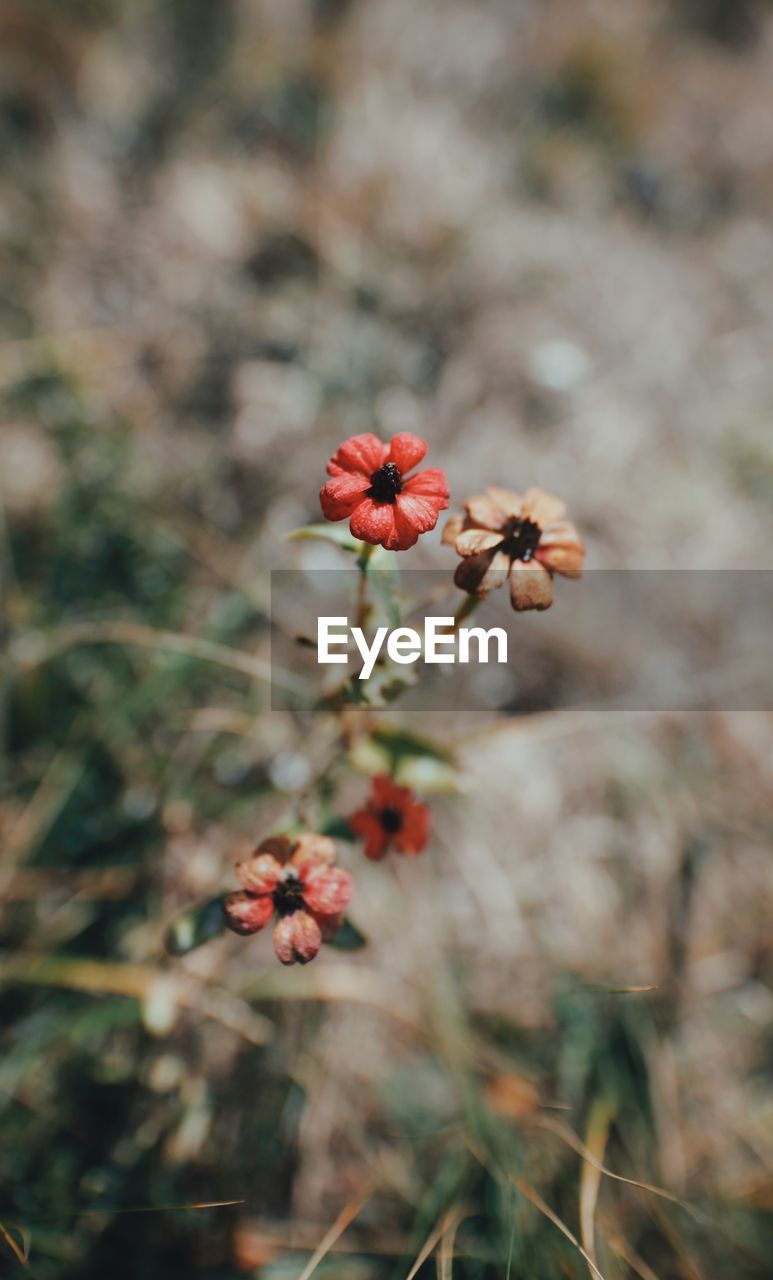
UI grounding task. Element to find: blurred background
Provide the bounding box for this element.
[1,0,773,1275]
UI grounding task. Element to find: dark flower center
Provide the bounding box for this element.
[368,462,403,503]
[273,872,306,917]
[378,806,404,834]
[501,517,542,563]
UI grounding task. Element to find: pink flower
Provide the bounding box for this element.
[224,833,353,965]
[320,432,449,551]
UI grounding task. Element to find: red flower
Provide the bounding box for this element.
[349,775,430,860]
[320,432,449,551]
[224,832,353,965]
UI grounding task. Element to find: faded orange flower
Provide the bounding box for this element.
[443,486,584,611]
[224,832,352,965]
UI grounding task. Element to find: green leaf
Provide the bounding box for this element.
[350,725,458,791]
[285,524,363,553]
[326,917,367,951]
[372,726,454,765]
[319,815,357,841]
[164,895,229,956]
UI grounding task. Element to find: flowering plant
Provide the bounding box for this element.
[172,430,584,967]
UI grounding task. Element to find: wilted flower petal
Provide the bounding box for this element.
[485,486,522,517]
[441,513,465,545]
[464,493,507,529]
[236,852,283,894]
[291,832,337,872]
[521,487,566,527]
[256,835,294,863]
[302,868,354,915]
[509,560,553,611]
[273,911,322,965]
[455,528,505,556]
[224,891,274,936]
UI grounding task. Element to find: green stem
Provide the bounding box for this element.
[355,541,375,626]
[452,593,481,633]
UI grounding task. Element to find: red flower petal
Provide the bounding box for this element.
[326,433,387,478]
[396,802,430,855]
[320,473,370,520]
[370,775,409,811]
[273,911,322,965]
[349,809,390,860]
[387,432,428,475]
[401,467,449,501]
[393,494,444,549]
[349,497,398,547]
[236,852,282,894]
[302,867,354,915]
[224,891,274,936]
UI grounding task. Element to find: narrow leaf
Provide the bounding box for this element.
[295,1189,370,1280]
[580,1099,614,1276]
[165,895,229,956]
[0,1222,29,1268]
[318,815,357,842]
[286,524,363,553]
[326,917,367,952]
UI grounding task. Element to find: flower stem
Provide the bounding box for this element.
[452,593,481,633]
[355,541,375,626]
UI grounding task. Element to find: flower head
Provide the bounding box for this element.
[320,432,449,551]
[349,775,430,860]
[443,486,584,611]
[224,832,353,965]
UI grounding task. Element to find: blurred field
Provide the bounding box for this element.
[1,1,773,1276]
